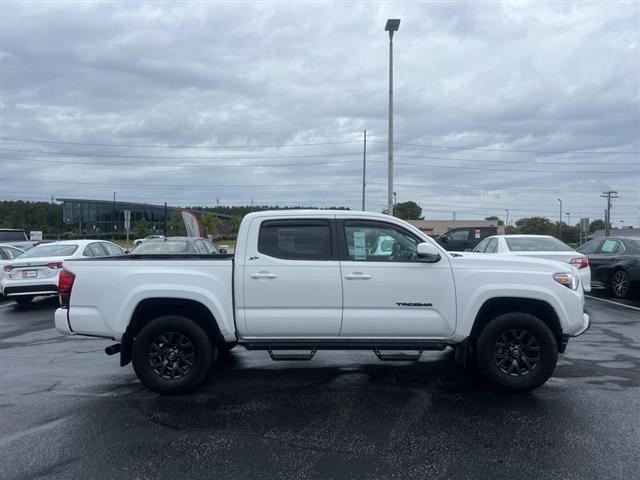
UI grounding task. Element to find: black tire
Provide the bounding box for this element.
[14,296,34,305]
[132,315,216,395]
[609,269,630,299]
[475,312,558,392]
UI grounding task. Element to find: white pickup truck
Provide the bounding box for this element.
[55,210,589,394]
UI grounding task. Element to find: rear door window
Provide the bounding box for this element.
[102,243,124,256]
[577,239,602,255]
[600,239,621,254]
[485,238,498,253]
[1,246,23,259]
[258,220,331,261]
[84,243,106,257]
[448,229,470,241]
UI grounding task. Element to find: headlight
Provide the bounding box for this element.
[554,272,579,290]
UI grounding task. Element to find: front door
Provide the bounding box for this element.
[240,218,343,338]
[339,220,456,338]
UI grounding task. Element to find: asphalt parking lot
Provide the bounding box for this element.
[1,295,639,480]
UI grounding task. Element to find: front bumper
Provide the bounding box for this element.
[573,311,590,337]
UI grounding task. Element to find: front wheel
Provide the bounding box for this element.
[610,270,630,299]
[132,315,216,395]
[475,313,558,392]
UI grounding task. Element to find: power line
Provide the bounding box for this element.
[368,140,639,155]
[0,137,361,149]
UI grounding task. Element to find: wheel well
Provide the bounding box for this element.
[119,298,224,366]
[469,297,563,350]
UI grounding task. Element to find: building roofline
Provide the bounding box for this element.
[56,198,232,219]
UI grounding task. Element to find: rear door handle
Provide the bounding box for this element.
[345,272,371,280]
[250,272,278,280]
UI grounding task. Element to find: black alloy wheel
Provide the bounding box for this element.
[493,329,540,376]
[610,270,630,299]
[148,332,195,380]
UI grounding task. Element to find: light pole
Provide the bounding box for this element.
[505,209,509,229]
[566,212,571,228]
[557,198,562,240]
[385,18,400,216]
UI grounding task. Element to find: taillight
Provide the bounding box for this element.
[570,256,589,270]
[3,264,13,272]
[47,262,63,270]
[58,269,76,309]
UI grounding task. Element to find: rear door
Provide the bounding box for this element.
[338,219,456,338]
[239,218,343,338]
[590,239,622,282]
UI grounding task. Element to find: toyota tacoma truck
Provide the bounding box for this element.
[55,210,589,394]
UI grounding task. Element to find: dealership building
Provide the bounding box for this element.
[58,198,231,237]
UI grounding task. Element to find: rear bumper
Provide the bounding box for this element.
[55,308,74,335]
[2,284,58,296]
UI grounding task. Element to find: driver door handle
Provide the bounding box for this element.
[250,272,278,280]
[345,272,371,280]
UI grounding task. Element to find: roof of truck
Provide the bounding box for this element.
[245,209,391,220]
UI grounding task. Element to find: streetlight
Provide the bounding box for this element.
[385,18,400,217]
[557,198,563,240]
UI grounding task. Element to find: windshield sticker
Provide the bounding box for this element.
[353,231,366,260]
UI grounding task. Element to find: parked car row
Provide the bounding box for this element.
[0,236,226,304]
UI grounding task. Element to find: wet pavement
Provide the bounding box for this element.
[1,295,639,479]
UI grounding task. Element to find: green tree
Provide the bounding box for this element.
[588,219,606,233]
[200,213,223,237]
[230,215,242,235]
[514,217,557,236]
[166,210,186,235]
[135,218,149,238]
[485,216,504,226]
[393,201,423,220]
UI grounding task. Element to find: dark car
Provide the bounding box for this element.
[131,236,223,255]
[436,226,498,251]
[577,236,640,298]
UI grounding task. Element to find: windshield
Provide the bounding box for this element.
[505,237,573,252]
[0,231,28,242]
[133,240,192,254]
[20,244,78,258]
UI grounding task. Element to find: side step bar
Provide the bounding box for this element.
[268,348,317,361]
[373,349,423,361]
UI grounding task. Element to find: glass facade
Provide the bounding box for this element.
[60,198,172,237]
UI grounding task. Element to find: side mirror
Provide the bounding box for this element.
[439,235,448,243]
[219,248,227,254]
[417,242,441,263]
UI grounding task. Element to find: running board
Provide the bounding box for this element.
[268,348,317,361]
[373,349,423,361]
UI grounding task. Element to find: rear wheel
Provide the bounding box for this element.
[132,315,215,395]
[14,296,34,305]
[610,270,630,299]
[475,312,558,392]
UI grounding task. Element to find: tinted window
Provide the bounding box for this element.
[505,237,573,252]
[258,221,331,261]
[473,238,491,253]
[1,246,24,259]
[344,221,419,262]
[102,243,124,256]
[200,240,218,254]
[485,238,499,253]
[21,244,78,258]
[600,239,621,254]
[0,231,27,242]
[447,229,469,241]
[84,243,106,257]
[194,240,207,254]
[577,239,602,254]
[134,240,191,254]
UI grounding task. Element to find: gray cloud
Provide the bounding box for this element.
[1,1,638,224]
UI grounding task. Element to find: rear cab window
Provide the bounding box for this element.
[258,220,331,261]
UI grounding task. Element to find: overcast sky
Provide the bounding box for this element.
[1,1,638,225]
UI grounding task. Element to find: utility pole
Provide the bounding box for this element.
[361,130,367,211]
[505,209,509,229]
[557,198,562,240]
[566,212,571,228]
[163,202,167,237]
[601,190,618,237]
[385,19,400,216]
[452,212,456,221]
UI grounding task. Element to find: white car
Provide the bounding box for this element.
[473,235,591,292]
[133,235,165,246]
[1,239,125,304]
